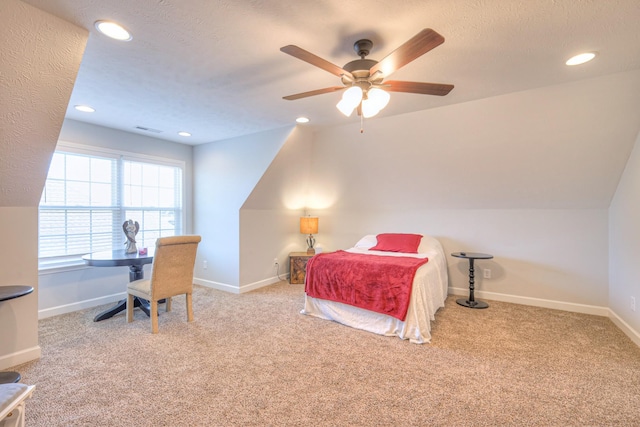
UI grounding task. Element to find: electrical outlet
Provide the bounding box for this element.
[483,268,491,279]
[203,260,208,270]
[631,296,636,312]
[273,258,278,265]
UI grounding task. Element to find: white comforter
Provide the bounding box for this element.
[301,235,449,343]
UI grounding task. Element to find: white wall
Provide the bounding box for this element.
[0,208,41,369]
[308,71,640,211]
[313,208,609,313]
[193,126,297,291]
[301,73,640,315]
[240,126,314,289]
[37,120,193,317]
[610,131,640,345]
[0,0,86,369]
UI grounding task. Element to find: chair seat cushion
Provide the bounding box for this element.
[127,279,151,296]
[0,383,32,418]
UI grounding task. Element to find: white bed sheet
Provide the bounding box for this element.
[301,235,449,344]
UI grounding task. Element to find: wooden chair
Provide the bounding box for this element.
[126,235,201,333]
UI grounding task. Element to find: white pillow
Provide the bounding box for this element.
[353,234,378,249]
[417,234,438,254]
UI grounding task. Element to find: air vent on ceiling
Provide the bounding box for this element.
[135,126,163,133]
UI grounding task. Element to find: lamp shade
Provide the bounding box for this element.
[300,217,318,234]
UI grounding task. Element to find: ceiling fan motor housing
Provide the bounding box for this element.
[354,39,373,57]
[342,58,380,85]
[341,39,384,87]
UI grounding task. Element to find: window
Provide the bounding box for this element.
[39,142,184,269]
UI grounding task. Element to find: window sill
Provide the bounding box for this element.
[38,259,89,275]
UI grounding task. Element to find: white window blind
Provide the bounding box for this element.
[39,144,184,268]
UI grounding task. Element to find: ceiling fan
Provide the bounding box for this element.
[281,28,454,119]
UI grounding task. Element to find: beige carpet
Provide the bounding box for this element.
[7,282,640,426]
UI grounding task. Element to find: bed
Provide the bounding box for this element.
[301,233,449,344]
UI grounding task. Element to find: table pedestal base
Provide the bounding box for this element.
[456,298,489,309]
[94,297,152,322]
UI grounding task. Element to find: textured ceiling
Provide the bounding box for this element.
[19,0,640,145]
[1,0,87,207]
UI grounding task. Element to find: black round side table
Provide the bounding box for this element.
[451,252,493,309]
[0,285,34,384]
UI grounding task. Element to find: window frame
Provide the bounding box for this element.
[38,141,186,272]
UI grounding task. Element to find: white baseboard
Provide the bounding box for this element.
[449,286,640,347]
[0,346,41,371]
[194,274,289,294]
[38,293,125,320]
[608,309,640,347]
[37,275,289,320]
[448,287,609,317]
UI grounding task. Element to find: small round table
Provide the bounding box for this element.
[451,252,493,309]
[0,285,34,384]
[83,249,154,321]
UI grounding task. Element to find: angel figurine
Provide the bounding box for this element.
[123,219,140,254]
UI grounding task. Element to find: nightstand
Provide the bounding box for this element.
[451,252,493,309]
[289,252,314,284]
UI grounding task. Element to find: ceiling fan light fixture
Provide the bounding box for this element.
[336,86,363,116]
[361,98,381,118]
[367,88,390,110]
[343,86,363,106]
[336,98,356,117]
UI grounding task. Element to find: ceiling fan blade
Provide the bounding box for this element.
[281,45,354,80]
[384,81,454,96]
[369,29,445,78]
[283,86,346,101]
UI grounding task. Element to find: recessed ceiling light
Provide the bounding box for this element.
[296,117,310,124]
[74,105,95,113]
[566,52,597,66]
[95,20,132,41]
[178,131,191,137]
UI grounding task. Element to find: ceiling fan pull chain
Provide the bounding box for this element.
[360,114,364,133]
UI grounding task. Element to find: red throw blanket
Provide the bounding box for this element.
[305,250,429,321]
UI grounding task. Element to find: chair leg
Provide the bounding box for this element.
[165,297,172,312]
[151,300,159,334]
[127,294,134,323]
[186,293,194,322]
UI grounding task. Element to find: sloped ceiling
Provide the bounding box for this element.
[0,0,87,207]
[19,0,640,145]
[308,70,640,210]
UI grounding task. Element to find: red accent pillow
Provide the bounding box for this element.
[370,233,423,254]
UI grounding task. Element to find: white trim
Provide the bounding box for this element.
[57,140,186,168]
[38,263,90,275]
[448,286,609,317]
[0,346,41,371]
[194,278,240,294]
[194,274,290,295]
[239,275,289,293]
[608,309,640,347]
[38,292,125,319]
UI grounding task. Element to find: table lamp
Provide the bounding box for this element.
[300,216,319,255]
